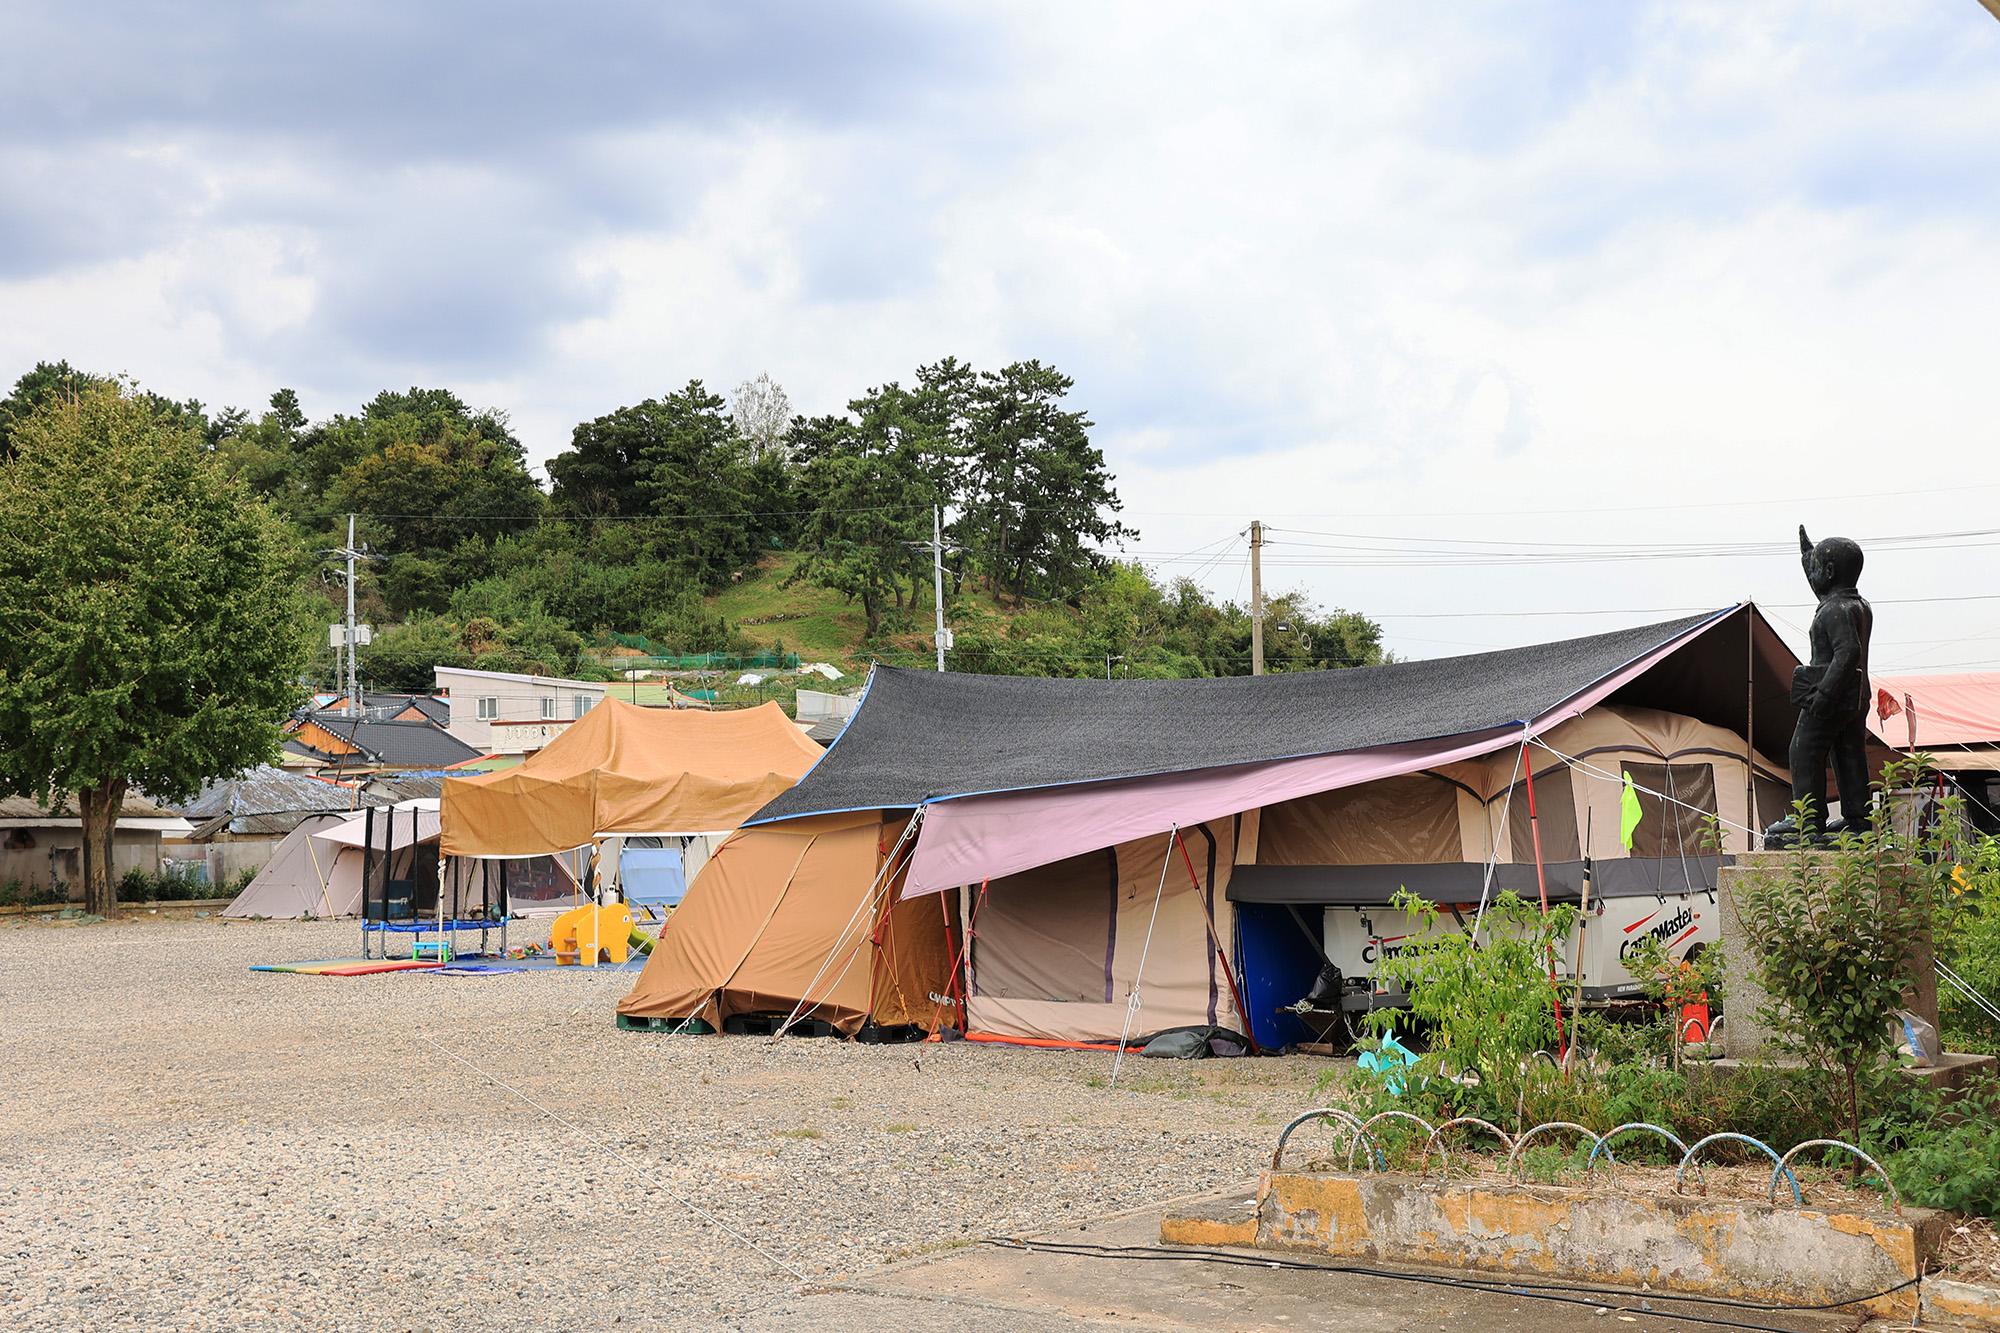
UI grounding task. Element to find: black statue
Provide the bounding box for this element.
[1763,526,1874,848]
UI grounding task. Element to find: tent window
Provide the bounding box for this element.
[1257,773,1461,865]
[974,849,1115,1002]
[476,696,498,721]
[1505,765,1582,863]
[1623,762,1719,859]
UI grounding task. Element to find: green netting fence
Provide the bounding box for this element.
[595,634,801,672]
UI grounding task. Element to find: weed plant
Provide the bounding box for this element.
[0,877,69,908]
[116,866,246,903]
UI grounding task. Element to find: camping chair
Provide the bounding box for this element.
[619,844,688,922]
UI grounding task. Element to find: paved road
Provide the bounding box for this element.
[740,1192,1860,1333]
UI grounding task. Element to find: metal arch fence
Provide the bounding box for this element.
[1270,1109,1381,1172]
[1265,1112,1898,1212]
[1417,1117,1515,1180]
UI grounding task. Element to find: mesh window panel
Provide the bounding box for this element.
[1623,762,1719,859]
[1506,764,1582,863]
[974,849,1116,1002]
[1753,775,1794,831]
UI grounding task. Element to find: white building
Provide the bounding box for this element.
[432,666,607,756]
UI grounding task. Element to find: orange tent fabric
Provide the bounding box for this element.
[615,811,957,1035]
[440,698,823,856]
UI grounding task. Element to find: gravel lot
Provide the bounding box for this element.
[0,912,1333,1332]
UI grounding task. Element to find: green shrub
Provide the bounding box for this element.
[1734,761,1967,1143]
[0,877,69,909]
[1879,1075,2000,1218]
[1346,890,1578,1125]
[115,865,243,903]
[1940,839,2000,1055]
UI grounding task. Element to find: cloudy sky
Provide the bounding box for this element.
[5,1,1999,669]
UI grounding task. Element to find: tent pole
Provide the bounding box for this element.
[432,805,443,959]
[1745,605,1758,852]
[1574,807,1592,1035]
[1110,827,1176,1088]
[360,804,374,959]
[1172,827,1260,1056]
[1521,757,1568,1060]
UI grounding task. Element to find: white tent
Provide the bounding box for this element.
[220,813,352,919]
[223,800,437,920]
[225,798,585,921]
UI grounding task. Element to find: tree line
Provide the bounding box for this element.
[0,363,1385,912]
[0,358,1384,690]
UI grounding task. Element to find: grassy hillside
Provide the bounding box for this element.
[704,553,874,666]
[599,553,961,709]
[704,552,1020,669]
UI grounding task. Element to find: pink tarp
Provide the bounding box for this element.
[1868,673,2000,749]
[903,612,1735,897]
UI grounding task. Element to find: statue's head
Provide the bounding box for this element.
[1804,534,1863,596]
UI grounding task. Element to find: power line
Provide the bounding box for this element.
[1132,478,2000,520]
[1363,593,2000,619]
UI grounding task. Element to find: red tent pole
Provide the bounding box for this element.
[1173,828,1262,1056]
[1521,758,1568,1059]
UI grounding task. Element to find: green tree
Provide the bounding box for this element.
[633,380,762,586]
[210,388,310,503]
[959,360,1134,601]
[1259,591,1387,671]
[308,391,545,615]
[0,361,111,459]
[549,403,655,517]
[0,384,317,915]
[548,382,767,587]
[786,409,934,638]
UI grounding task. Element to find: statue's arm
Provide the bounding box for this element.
[1811,603,1864,718]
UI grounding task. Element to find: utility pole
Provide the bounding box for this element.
[344,512,360,716]
[326,510,374,716]
[932,505,951,671]
[1249,520,1265,677]
[319,517,372,717]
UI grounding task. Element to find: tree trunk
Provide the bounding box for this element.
[79,776,128,918]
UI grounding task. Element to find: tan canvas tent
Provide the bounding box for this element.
[440,699,824,857]
[616,811,955,1035]
[961,818,1243,1043]
[617,606,1806,1048]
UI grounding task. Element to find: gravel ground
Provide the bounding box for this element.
[0,912,1334,1332]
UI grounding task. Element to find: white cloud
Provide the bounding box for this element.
[3,0,1999,665]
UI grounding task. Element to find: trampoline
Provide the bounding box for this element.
[358,802,509,961]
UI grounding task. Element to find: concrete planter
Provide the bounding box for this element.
[1165,1170,1950,1324]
